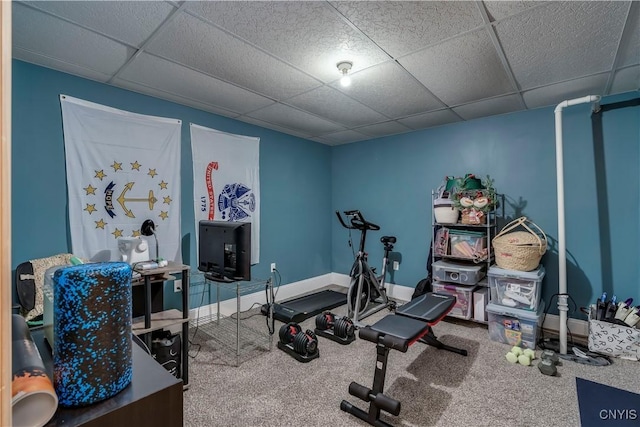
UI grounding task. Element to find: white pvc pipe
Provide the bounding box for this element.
[554,95,601,355]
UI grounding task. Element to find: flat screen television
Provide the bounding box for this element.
[198,220,251,282]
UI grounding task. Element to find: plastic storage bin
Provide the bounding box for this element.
[432,281,476,320]
[486,302,544,349]
[449,230,486,260]
[488,265,545,311]
[432,260,485,285]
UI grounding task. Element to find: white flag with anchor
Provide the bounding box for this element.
[61,95,182,262]
[190,123,260,264]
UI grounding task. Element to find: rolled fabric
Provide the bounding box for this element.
[53,262,133,407]
[11,314,58,427]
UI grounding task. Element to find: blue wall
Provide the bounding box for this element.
[12,60,332,308]
[12,60,640,319]
[332,92,640,318]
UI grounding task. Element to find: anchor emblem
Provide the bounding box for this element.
[117,182,157,218]
[104,181,157,219]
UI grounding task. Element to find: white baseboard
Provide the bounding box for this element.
[189,273,414,322]
[190,273,335,320]
[541,313,589,337]
[329,273,414,302]
[189,273,589,338]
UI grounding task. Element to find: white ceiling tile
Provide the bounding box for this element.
[330,1,483,57]
[496,1,630,90]
[482,1,545,22]
[452,94,525,121]
[25,1,176,48]
[238,116,313,140]
[610,66,640,94]
[356,121,412,138]
[113,78,241,119]
[397,109,462,130]
[185,1,389,83]
[146,13,322,100]
[616,4,640,68]
[13,3,134,75]
[245,104,346,136]
[118,53,275,114]
[11,0,636,143]
[286,86,387,127]
[523,74,609,109]
[399,29,514,106]
[13,48,112,83]
[332,61,444,118]
[317,130,370,145]
[308,136,332,145]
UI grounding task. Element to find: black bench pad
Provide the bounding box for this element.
[395,292,455,324]
[360,315,430,352]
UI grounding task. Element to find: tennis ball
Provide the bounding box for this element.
[523,349,536,360]
[511,346,524,356]
[518,354,532,366]
[505,352,518,363]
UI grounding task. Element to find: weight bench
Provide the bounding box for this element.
[340,292,467,427]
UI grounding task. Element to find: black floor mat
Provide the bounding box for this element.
[262,289,346,323]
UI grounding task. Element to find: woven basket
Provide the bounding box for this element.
[492,217,547,271]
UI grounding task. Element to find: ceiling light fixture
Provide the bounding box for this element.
[337,61,353,87]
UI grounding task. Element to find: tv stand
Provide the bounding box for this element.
[192,275,273,366]
[204,272,235,283]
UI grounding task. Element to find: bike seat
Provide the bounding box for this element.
[381,236,396,244]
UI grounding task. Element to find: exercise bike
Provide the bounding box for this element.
[336,210,397,326]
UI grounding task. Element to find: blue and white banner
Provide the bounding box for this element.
[61,95,182,262]
[190,123,260,264]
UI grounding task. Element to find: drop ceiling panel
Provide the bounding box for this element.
[146,12,322,100]
[482,1,544,22]
[616,4,640,68]
[496,1,630,90]
[118,53,275,115]
[356,121,412,138]
[245,103,346,136]
[332,61,444,118]
[397,109,462,130]
[13,47,113,83]
[610,66,640,94]
[13,3,134,75]
[25,1,176,48]
[11,1,640,146]
[238,116,314,140]
[286,86,387,127]
[523,74,609,109]
[330,1,483,57]
[453,94,524,121]
[113,78,242,119]
[185,1,389,83]
[400,29,514,106]
[317,130,370,145]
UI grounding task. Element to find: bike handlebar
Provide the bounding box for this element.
[335,210,380,231]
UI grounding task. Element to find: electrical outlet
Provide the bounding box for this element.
[270,263,276,273]
[174,279,182,293]
[393,261,400,271]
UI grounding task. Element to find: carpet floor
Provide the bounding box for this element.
[183,300,640,427]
